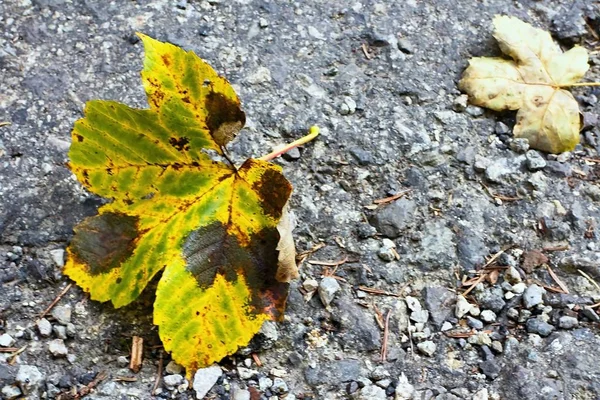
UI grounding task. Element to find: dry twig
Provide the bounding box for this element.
[39,283,73,319]
[380,310,391,362]
[357,286,402,297]
[251,353,262,367]
[152,350,163,395]
[130,336,144,373]
[547,265,569,294]
[578,269,600,291]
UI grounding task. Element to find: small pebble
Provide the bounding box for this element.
[504,266,522,284]
[117,356,129,368]
[526,150,547,171]
[51,305,72,326]
[526,318,555,337]
[48,339,68,357]
[0,333,15,347]
[165,361,184,375]
[1,385,22,400]
[455,295,472,319]
[511,282,527,294]
[480,310,497,323]
[163,374,184,388]
[303,279,318,292]
[523,284,545,309]
[466,316,483,330]
[558,316,578,329]
[237,366,257,380]
[405,296,422,312]
[410,310,429,324]
[318,277,341,307]
[271,378,288,394]
[53,325,67,340]
[510,138,529,153]
[416,341,436,356]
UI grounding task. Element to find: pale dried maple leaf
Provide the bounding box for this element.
[459,15,590,154]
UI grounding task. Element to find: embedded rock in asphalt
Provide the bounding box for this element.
[304,359,362,387]
[423,286,455,328]
[370,198,416,238]
[16,365,44,395]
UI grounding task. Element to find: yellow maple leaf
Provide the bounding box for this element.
[459,15,591,154]
[63,34,318,376]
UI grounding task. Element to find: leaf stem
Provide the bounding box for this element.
[558,82,600,87]
[259,125,320,162]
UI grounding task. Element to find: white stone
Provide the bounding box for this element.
[163,374,184,388]
[0,333,15,347]
[36,318,53,337]
[473,388,489,400]
[405,296,422,312]
[318,277,341,307]
[480,310,497,323]
[49,249,65,267]
[455,295,472,319]
[193,365,222,399]
[48,339,68,357]
[237,366,257,380]
[394,373,414,400]
[416,341,436,356]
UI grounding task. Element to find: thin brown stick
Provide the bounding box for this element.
[380,310,391,362]
[251,353,262,367]
[373,189,412,205]
[130,336,144,373]
[578,269,600,291]
[0,122,11,128]
[590,302,600,309]
[308,257,348,267]
[115,376,138,382]
[547,265,569,294]
[444,329,492,338]
[543,244,569,252]
[373,305,385,330]
[152,350,163,395]
[9,346,27,365]
[361,43,373,59]
[39,283,73,319]
[461,273,487,297]
[357,286,402,297]
[0,347,19,353]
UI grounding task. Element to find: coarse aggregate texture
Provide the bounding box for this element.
[1,0,600,399]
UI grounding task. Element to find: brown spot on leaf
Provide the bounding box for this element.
[161,54,171,67]
[249,165,292,220]
[183,221,289,317]
[75,134,84,142]
[169,136,190,152]
[205,91,245,146]
[70,212,139,275]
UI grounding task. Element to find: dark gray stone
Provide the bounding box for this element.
[525,318,555,337]
[304,359,361,386]
[370,198,416,238]
[477,288,506,313]
[456,227,487,270]
[422,287,455,328]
